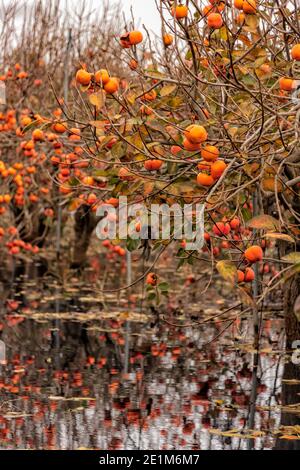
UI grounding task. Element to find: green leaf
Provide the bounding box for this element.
[216,260,237,284]
[158,282,169,292]
[247,214,280,231]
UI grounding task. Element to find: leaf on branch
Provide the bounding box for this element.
[247,214,280,231]
[160,84,177,97]
[216,260,237,285]
[264,232,295,243]
[282,252,300,264]
[89,90,106,109]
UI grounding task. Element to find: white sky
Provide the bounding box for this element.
[1,0,163,35]
[114,0,162,35]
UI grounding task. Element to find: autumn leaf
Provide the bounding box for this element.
[282,252,300,264]
[160,84,177,97]
[89,90,106,109]
[247,214,280,231]
[264,232,295,243]
[216,260,237,284]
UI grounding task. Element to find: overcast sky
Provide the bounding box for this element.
[1,0,163,35]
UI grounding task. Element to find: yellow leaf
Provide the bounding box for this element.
[89,90,106,109]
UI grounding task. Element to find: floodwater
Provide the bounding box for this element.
[0,261,298,450]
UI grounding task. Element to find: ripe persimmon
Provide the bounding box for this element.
[197,173,214,186]
[171,4,188,19]
[243,0,257,13]
[32,129,44,141]
[129,59,138,70]
[213,222,230,236]
[237,270,245,283]
[76,69,92,86]
[244,267,255,282]
[211,160,227,179]
[144,159,163,171]
[279,77,295,91]
[183,138,201,151]
[104,78,119,94]
[244,245,263,263]
[207,13,223,29]
[184,124,208,144]
[291,44,300,61]
[146,272,157,286]
[95,69,110,85]
[201,145,219,162]
[129,30,143,45]
[230,217,240,230]
[52,122,67,133]
[234,0,244,9]
[163,34,173,46]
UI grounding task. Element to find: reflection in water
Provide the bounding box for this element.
[0,263,296,450]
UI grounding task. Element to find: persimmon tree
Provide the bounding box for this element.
[1,0,300,446]
[29,0,300,443]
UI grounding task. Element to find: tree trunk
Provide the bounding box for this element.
[71,204,97,269]
[275,273,300,450]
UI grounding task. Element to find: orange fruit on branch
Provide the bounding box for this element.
[32,129,45,141]
[201,145,219,162]
[95,69,110,85]
[244,245,263,263]
[144,160,163,171]
[243,0,257,13]
[184,124,208,144]
[234,0,244,9]
[146,272,158,286]
[183,138,201,151]
[104,78,119,94]
[163,34,173,46]
[76,69,92,86]
[291,44,300,61]
[207,13,223,29]
[211,160,227,179]
[171,4,188,19]
[279,77,295,91]
[129,30,143,45]
[197,173,214,186]
[244,267,255,282]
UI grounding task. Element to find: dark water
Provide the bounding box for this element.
[0,263,290,450]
